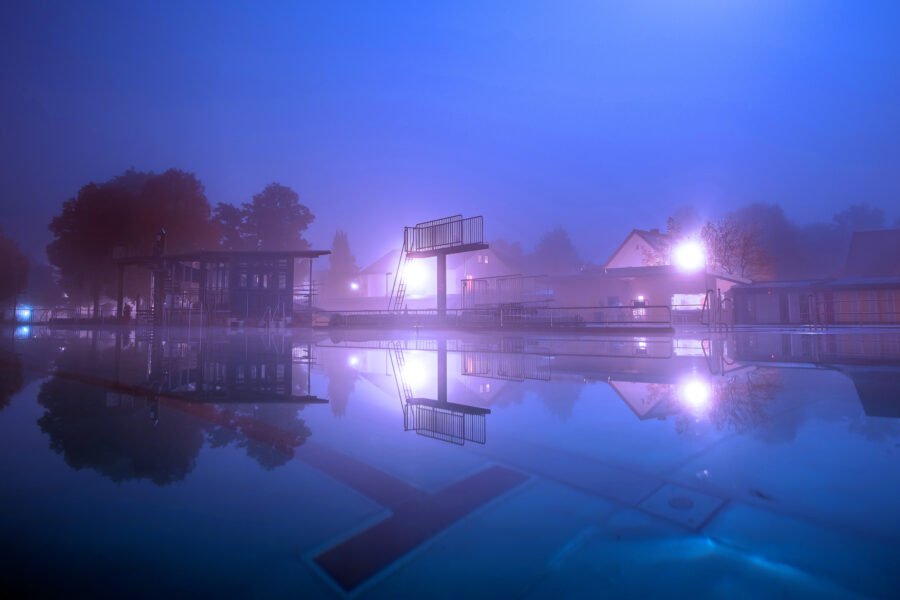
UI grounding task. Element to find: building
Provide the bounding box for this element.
[549,228,748,324]
[731,229,900,326]
[116,247,330,326]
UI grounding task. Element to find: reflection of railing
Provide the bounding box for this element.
[462,351,551,381]
[326,304,672,330]
[404,215,484,253]
[405,399,489,445]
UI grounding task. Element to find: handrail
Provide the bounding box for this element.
[404,215,484,253]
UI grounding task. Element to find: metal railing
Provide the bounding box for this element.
[404,215,484,253]
[324,304,672,330]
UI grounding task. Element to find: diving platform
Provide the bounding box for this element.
[403,215,488,259]
[389,215,488,316]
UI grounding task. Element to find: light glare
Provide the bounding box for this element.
[673,241,705,272]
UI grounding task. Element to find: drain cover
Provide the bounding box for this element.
[668,496,695,510]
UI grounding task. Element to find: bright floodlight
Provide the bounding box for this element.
[349,281,359,291]
[404,260,430,292]
[15,307,31,321]
[347,355,360,367]
[679,377,712,411]
[673,241,705,272]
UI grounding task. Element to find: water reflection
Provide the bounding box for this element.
[28,328,330,483]
[0,342,24,412]
[9,327,900,472]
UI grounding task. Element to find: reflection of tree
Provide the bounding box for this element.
[0,353,24,412]
[674,370,781,435]
[539,382,584,420]
[709,370,781,432]
[322,356,357,417]
[37,377,205,485]
[205,404,311,470]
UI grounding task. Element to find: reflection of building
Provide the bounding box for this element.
[147,331,327,404]
[731,331,900,419]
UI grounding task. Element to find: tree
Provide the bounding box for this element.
[0,231,29,313]
[46,169,218,314]
[701,217,772,280]
[529,228,582,274]
[833,203,886,232]
[242,183,314,251]
[322,230,359,297]
[491,239,526,272]
[213,202,248,250]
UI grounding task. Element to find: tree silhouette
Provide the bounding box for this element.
[529,228,582,274]
[46,169,218,314]
[242,183,314,251]
[322,230,359,298]
[0,231,29,313]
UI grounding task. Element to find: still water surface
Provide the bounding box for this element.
[1,327,898,598]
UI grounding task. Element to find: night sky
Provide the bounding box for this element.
[2,1,899,265]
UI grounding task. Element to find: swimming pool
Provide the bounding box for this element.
[1,327,897,598]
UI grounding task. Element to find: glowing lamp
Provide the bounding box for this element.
[349,281,360,291]
[404,260,430,292]
[347,355,360,367]
[673,241,706,272]
[15,307,31,321]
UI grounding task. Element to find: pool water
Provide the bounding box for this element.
[1,327,898,598]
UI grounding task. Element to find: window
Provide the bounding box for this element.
[671,293,705,311]
[240,273,247,288]
[278,273,287,289]
[251,274,259,288]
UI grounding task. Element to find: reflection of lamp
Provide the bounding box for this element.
[673,241,706,272]
[679,376,711,411]
[403,352,429,390]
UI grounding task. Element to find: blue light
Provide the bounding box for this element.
[15,307,32,322]
[14,325,30,339]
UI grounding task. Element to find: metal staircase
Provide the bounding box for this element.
[388,240,411,311]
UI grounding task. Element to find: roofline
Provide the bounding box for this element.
[116,249,331,265]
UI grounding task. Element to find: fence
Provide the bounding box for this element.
[325,304,672,330]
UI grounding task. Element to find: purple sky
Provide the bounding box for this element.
[2,1,899,266]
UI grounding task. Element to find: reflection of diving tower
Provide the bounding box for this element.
[388,215,488,315]
[390,339,491,445]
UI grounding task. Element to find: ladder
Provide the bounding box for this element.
[387,239,411,311]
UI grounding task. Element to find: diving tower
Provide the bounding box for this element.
[388,215,488,316]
